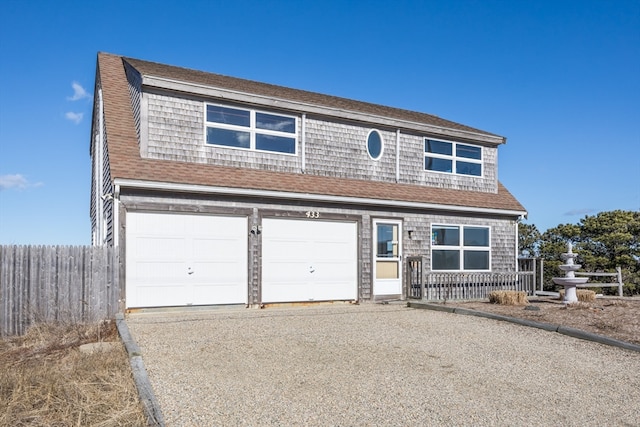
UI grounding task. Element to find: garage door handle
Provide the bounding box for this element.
[188,267,194,275]
[309,266,315,273]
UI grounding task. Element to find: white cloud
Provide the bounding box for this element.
[0,174,42,191]
[67,81,90,101]
[564,208,597,216]
[65,111,84,124]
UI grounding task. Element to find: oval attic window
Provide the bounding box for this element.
[367,129,383,160]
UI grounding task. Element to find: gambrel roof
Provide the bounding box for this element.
[96,52,526,216]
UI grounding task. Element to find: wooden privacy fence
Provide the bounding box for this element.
[0,245,120,336]
[407,256,535,301]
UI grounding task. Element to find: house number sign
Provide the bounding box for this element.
[305,211,320,218]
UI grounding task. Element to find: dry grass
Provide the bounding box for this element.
[559,289,596,302]
[0,321,146,427]
[446,297,640,345]
[488,290,528,305]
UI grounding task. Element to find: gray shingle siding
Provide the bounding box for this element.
[89,87,114,246]
[124,62,142,143]
[142,91,499,193]
[119,192,518,303]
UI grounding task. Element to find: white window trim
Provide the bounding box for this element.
[204,103,298,156]
[430,224,491,272]
[366,128,384,160]
[424,138,483,177]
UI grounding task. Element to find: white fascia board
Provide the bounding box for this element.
[114,178,527,218]
[141,76,505,146]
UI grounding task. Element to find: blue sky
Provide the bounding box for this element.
[0,0,638,245]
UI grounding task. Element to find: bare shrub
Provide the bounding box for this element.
[558,289,596,302]
[0,321,146,426]
[488,290,528,305]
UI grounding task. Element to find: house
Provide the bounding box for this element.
[90,52,526,310]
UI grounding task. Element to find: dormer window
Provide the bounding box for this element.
[424,138,482,176]
[205,104,297,154]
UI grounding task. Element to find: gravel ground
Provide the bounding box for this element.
[126,303,640,426]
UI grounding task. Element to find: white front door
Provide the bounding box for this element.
[373,219,402,296]
[126,212,248,308]
[261,218,358,303]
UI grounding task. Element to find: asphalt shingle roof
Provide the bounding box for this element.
[123,56,501,139]
[97,52,525,214]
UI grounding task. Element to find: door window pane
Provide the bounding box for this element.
[377,224,398,257]
[376,261,399,279]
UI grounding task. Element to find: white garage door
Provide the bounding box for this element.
[262,218,358,303]
[126,212,247,308]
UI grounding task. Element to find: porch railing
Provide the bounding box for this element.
[406,256,535,301]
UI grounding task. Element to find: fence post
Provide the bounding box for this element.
[540,258,544,293]
[616,266,623,297]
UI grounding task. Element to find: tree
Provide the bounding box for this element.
[576,210,640,295]
[518,222,541,257]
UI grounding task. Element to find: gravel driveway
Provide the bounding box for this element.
[126,303,640,426]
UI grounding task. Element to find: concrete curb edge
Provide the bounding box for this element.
[407,301,640,353]
[115,313,166,426]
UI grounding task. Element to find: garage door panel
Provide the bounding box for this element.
[312,260,356,281]
[263,238,308,261]
[135,284,188,307]
[314,240,354,259]
[192,238,244,260]
[265,260,309,281]
[192,260,246,281]
[262,282,314,303]
[130,261,186,282]
[131,213,185,235]
[314,282,357,301]
[126,212,247,308]
[193,283,246,305]
[131,237,187,261]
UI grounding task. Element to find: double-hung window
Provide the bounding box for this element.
[431,224,491,271]
[205,104,297,154]
[424,139,482,176]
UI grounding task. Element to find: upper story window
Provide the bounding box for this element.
[205,104,297,154]
[424,139,482,176]
[367,129,383,160]
[431,224,491,271]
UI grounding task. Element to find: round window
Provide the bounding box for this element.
[367,129,383,160]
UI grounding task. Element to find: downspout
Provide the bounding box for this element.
[114,184,120,248]
[301,113,306,173]
[515,219,519,272]
[97,88,105,244]
[395,129,400,182]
